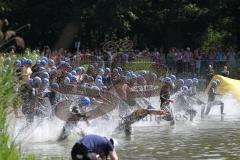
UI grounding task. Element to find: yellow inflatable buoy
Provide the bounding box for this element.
[205,75,240,100]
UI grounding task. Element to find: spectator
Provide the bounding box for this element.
[208,48,216,67]
[221,66,230,77]
[227,47,236,66]
[176,49,183,74]
[216,48,224,70]
[166,49,175,73]
[206,64,215,87]
[183,47,192,73]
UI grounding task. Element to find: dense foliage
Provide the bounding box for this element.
[0,0,239,50]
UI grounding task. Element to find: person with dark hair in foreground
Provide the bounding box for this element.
[71,134,118,160]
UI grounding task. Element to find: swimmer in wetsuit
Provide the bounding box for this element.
[160,77,174,111]
[203,80,224,117]
[117,104,166,134]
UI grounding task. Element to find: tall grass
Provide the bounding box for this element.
[0,55,38,160]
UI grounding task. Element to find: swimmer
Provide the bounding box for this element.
[203,80,224,117]
[174,86,197,121]
[160,77,174,110]
[71,134,118,160]
[114,76,132,102]
[117,104,167,134]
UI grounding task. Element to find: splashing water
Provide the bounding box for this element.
[7,93,240,159]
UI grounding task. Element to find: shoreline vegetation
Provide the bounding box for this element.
[0,53,64,160]
[0,54,36,160]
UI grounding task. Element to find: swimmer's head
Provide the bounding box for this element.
[33,76,42,88]
[14,60,21,68]
[71,70,77,76]
[80,96,91,107]
[51,83,59,92]
[215,79,221,86]
[192,78,198,86]
[177,79,184,86]
[211,81,218,88]
[186,79,193,87]
[169,74,176,81]
[42,72,49,79]
[181,85,189,94]
[64,77,70,85]
[48,59,55,67]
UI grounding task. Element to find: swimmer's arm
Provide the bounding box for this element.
[109,150,118,160]
[148,110,166,115]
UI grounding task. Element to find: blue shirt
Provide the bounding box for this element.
[77,134,114,154]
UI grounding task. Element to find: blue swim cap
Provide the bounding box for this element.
[177,79,184,85]
[163,77,172,82]
[186,79,193,86]
[211,81,218,88]
[105,68,111,73]
[170,75,176,81]
[26,59,32,65]
[14,60,21,67]
[67,72,73,78]
[33,76,42,86]
[95,78,103,85]
[70,75,78,82]
[36,60,41,65]
[71,70,77,76]
[80,97,91,107]
[40,60,47,66]
[192,78,198,85]
[51,66,57,70]
[48,59,55,66]
[42,78,49,85]
[42,72,49,79]
[76,67,82,73]
[99,68,105,74]
[181,85,189,93]
[41,57,48,63]
[96,75,102,80]
[20,57,27,63]
[215,79,221,86]
[59,60,65,66]
[51,83,59,90]
[64,77,70,85]
[27,78,33,86]
[37,67,45,73]
[49,69,57,76]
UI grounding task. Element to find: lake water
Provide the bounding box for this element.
[8,94,240,160]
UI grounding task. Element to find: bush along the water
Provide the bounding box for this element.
[0,53,42,160]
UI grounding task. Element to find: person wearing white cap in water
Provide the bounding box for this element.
[71,134,118,160]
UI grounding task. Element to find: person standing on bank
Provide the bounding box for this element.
[71,134,118,160]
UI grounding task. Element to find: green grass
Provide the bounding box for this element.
[0,53,64,160]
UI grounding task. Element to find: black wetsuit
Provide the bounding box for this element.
[160,85,171,110]
[19,84,35,123]
[175,93,197,121]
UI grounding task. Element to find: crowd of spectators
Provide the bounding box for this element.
[150,47,238,78]
[16,45,238,79]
